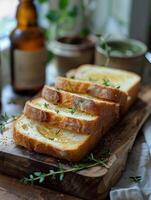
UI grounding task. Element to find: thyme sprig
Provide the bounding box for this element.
[22,152,111,184]
[99,35,111,66]
[102,79,120,89]
[0,113,18,133]
[129,176,142,183]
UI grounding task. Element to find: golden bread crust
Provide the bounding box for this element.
[42,85,119,132]
[13,118,102,162]
[24,100,102,135]
[55,77,128,113]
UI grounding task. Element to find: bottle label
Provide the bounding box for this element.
[14,49,47,89]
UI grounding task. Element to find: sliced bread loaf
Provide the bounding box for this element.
[14,115,101,161]
[24,97,101,135]
[67,64,141,109]
[42,85,119,132]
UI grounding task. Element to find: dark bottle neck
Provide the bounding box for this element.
[16,0,38,28]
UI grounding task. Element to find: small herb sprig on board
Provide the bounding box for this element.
[129,176,142,183]
[22,151,111,184]
[68,107,76,114]
[102,79,120,89]
[0,113,18,133]
[44,103,49,109]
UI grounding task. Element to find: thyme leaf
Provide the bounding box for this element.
[68,107,76,114]
[55,129,61,135]
[44,103,49,109]
[102,79,120,89]
[99,35,111,66]
[0,113,18,133]
[129,176,142,183]
[55,109,60,114]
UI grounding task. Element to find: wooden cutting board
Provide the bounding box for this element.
[0,86,151,200]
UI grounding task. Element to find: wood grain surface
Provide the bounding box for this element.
[0,86,151,200]
[0,173,81,200]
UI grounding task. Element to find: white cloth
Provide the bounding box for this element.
[110,115,151,200]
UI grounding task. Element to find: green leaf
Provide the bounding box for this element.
[30,174,34,179]
[47,51,54,62]
[0,113,17,133]
[55,109,59,114]
[59,172,64,181]
[49,170,55,174]
[80,27,90,37]
[68,6,78,17]
[102,79,120,89]
[68,107,76,114]
[59,0,69,10]
[39,175,45,183]
[129,176,142,183]
[0,113,9,122]
[55,129,61,135]
[44,103,49,109]
[21,150,111,184]
[46,10,60,22]
[34,172,42,177]
[37,0,48,3]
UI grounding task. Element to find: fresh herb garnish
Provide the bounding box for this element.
[0,113,18,133]
[68,107,76,114]
[44,103,49,109]
[129,176,142,183]
[102,79,120,89]
[98,35,111,66]
[55,129,61,135]
[102,78,117,87]
[55,109,60,114]
[116,85,121,89]
[49,138,55,141]
[21,152,111,184]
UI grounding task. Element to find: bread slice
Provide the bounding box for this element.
[14,115,102,161]
[55,76,127,113]
[42,85,119,132]
[42,85,119,115]
[24,97,101,135]
[67,65,141,109]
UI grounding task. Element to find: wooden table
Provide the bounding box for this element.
[0,173,81,200]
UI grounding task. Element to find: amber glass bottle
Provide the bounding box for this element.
[10,0,47,95]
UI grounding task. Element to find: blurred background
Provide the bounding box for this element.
[0,0,151,115]
[1,0,151,45]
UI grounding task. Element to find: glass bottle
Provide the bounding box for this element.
[10,0,47,95]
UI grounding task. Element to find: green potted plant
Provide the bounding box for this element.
[38,0,95,74]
